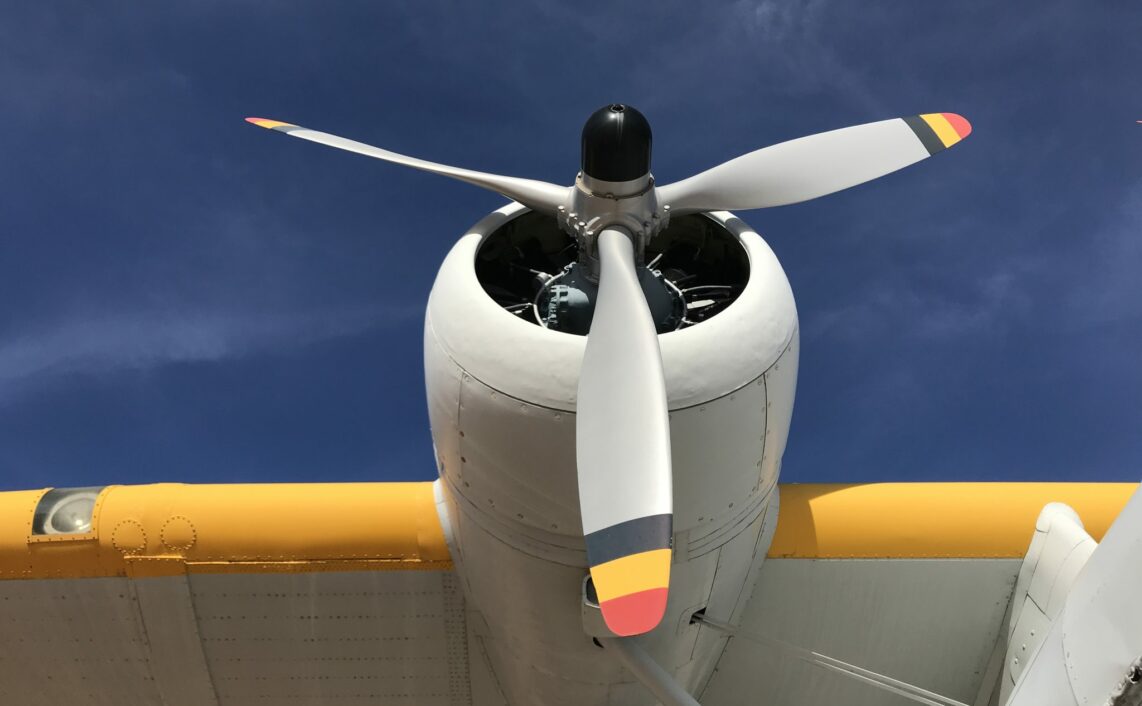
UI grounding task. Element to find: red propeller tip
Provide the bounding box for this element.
[599,587,669,637]
[942,113,972,139]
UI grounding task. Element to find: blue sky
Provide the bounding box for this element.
[1,2,1139,491]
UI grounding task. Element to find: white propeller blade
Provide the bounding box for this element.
[656,113,971,214]
[577,227,673,637]
[246,118,569,215]
[1006,485,1142,706]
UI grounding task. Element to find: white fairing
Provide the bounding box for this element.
[1001,503,1097,704]
[1006,487,1142,706]
[425,203,798,704]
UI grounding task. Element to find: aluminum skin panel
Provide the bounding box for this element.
[0,570,469,706]
[133,573,219,705]
[701,558,1022,706]
[190,571,470,705]
[0,577,162,706]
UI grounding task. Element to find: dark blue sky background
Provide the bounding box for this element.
[1,2,1139,491]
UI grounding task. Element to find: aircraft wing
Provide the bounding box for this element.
[0,482,1134,705]
[0,482,507,706]
[699,483,1135,706]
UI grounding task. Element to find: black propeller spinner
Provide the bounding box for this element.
[580,104,652,183]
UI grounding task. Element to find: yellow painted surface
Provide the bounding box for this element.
[248,118,294,129]
[3,482,1136,579]
[769,483,1137,558]
[0,483,451,580]
[921,113,962,147]
[590,548,671,602]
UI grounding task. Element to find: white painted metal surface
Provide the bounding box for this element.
[0,570,471,706]
[133,574,219,705]
[1006,486,1142,706]
[0,577,163,706]
[1001,503,1097,703]
[701,559,1022,705]
[0,550,1063,706]
[425,204,798,702]
[425,204,798,412]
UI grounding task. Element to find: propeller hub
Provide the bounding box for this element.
[581,104,652,183]
[561,105,668,276]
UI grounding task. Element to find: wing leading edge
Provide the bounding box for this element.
[768,482,1135,559]
[0,482,452,580]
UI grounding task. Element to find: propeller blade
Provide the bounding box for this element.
[656,113,971,214]
[245,118,569,215]
[577,227,673,637]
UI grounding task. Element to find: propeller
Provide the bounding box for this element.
[577,227,673,637]
[656,113,971,214]
[246,105,971,638]
[244,118,568,215]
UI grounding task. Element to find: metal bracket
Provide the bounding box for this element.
[580,575,619,639]
[1107,657,1142,706]
[694,612,969,706]
[558,172,671,277]
[598,636,701,706]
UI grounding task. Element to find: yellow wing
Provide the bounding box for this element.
[0,482,1135,704]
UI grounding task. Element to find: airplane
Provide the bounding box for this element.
[0,104,1138,706]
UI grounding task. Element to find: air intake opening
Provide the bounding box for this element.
[474,213,749,334]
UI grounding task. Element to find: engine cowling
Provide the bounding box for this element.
[424,202,798,704]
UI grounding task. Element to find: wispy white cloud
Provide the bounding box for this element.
[0,305,418,394]
[726,0,891,116]
[0,299,420,395]
[805,268,1032,345]
[807,179,1142,347]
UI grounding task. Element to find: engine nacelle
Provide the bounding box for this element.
[425,202,798,704]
